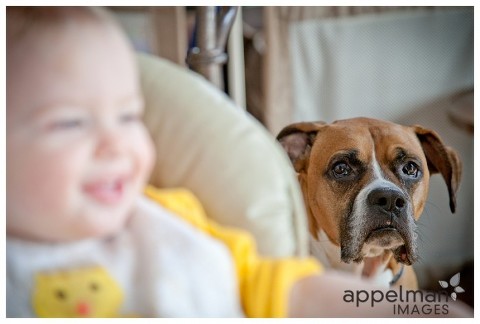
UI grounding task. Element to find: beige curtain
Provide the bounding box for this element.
[262,6,459,135]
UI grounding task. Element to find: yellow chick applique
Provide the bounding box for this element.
[32,266,124,317]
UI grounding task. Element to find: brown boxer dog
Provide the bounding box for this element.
[277,117,462,289]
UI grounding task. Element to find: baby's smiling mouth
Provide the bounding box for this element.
[83,178,127,205]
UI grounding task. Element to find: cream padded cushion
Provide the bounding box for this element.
[138,53,308,257]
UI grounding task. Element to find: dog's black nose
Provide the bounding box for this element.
[368,188,407,214]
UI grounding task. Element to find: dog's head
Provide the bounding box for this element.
[277,117,462,265]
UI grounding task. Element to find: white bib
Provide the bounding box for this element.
[7,196,244,317]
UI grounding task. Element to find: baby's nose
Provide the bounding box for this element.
[95,130,126,158]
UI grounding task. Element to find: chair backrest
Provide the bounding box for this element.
[138,53,309,257]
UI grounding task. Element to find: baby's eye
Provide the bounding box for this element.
[119,112,142,124]
[49,119,86,130]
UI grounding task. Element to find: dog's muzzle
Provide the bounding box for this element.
[341,187,418,265]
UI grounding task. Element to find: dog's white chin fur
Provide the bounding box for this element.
[362,231,405,257]
[310,230,394,287]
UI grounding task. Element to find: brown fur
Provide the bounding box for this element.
[278,118,462,289]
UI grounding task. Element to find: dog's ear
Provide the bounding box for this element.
[413,125,462,213]
[277,122,327,173]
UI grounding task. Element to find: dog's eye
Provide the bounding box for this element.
[332,162,352,178]
[402,162,419,178]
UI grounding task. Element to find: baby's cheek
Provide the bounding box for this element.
[22,145,86,207]
[24,157,73,211]
[7,155,73,239]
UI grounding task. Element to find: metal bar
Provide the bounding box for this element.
[186,6,239,90]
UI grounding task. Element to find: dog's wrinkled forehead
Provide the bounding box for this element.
[278,117,461,214]
[311,119,425,167]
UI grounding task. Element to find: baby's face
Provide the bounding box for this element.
[7,22,155,242]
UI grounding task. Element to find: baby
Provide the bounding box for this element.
[6,7,471,318]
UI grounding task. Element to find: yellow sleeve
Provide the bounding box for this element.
[144,186,323,317]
